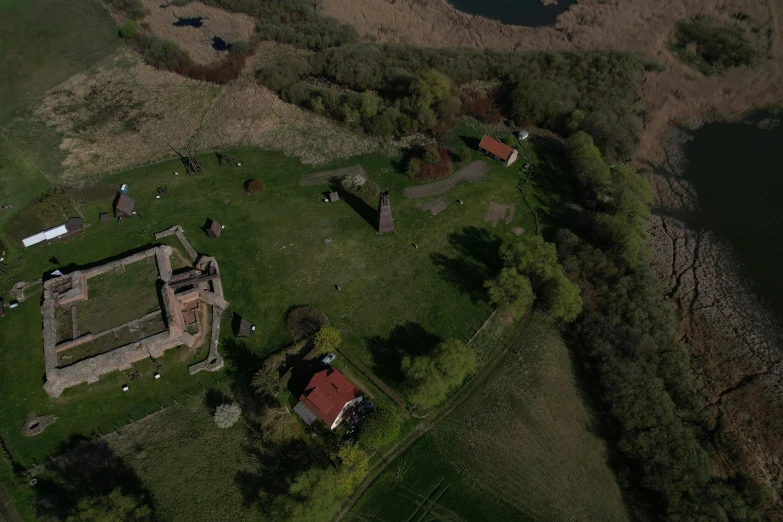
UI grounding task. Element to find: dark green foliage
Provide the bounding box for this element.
[359,405,401,449]
[565,131,611,195]
[230,40,250,55]
[489,234,582,322]
[402,339,475,408]
[257,55,312,92]
[286,305,329,340]
[66,489,152,522]
[422,145,440,164]
[196,0,358,51]
[108,0,146,19]
[119,20,137,39]
[672,17,755,75]
[510,78,562,127]
[409,145,452,182]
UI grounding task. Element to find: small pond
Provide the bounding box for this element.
[447,0,576,27]
[173,16,205,28]
[212,36,230,51]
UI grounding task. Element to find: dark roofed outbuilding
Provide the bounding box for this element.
[113,193,136,218]
[236,317,253,338]
[206,219,222,238]
[65,217,84,232]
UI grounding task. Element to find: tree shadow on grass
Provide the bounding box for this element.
[366,322,443,385]
[430,226,503,302]
[33,436,153,519]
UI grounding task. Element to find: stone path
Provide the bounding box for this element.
[404,161,488,199]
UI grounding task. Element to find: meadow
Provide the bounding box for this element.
[0,121,567,468]
[348,315,629,522]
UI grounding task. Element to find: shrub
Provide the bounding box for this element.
[314,326,341,352]
[672,17,755,74]
[214,403,241,428]
[119,20,137,39]
[245,178,266,194]
[454,142,472,163]
[414,146,452,182]
[286,305,329,340]
[405,158,421,180]
[231,40,251,55]
[402,339,475,408]
[422,145,440,164]
[359,405,401,449]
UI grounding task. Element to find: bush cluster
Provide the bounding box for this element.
[672,17,755,75]
[406,145,452,182]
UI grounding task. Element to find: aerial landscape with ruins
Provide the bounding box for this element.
[0,0,782,521]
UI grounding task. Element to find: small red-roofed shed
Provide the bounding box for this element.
[478,135,518,167]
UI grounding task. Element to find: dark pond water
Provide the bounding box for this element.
[212,36,230,51]
[173,16,204,28]
[675,118,783,319]
[448,0,576,27]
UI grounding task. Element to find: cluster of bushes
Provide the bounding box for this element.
[484,234,583,321]
[671,17,756,75]
[406,144,452,181]
[193,0,358,51]
[272,45,645,160]
[277,68,463,137]
[340,172,380,205]
[401,339,475,409]
[128,35,251,84]
[461,88,504,124]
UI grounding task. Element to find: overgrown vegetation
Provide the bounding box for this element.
[401,339,475,409]
[671,17,756,75]
[260,45,644,160]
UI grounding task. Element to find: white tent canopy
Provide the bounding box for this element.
[22,224,69,247]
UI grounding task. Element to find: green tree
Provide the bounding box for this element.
[422,145,440,164]
[542,270,583,323]
[565,109,585,135]
[314,326,341,352]
[360,90,379,119]
[359,405,401,449]
[252,360,281,397]
[510,78,562,127]
[270,468,341,522]
[406,158,421,180]
[336,443,369,497]
[411,69,452,109]
[402,339,475,408]
[485,267,535,313]
[565,131,611,194]
[119,20,137,39]
[499,234,559,284]
[66,489,152,522]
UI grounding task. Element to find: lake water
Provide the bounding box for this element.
[677,119,783,320]
[447,0,576,27]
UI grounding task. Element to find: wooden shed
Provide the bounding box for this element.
[113,193,136,218]
[206,219,222,238]
[236,317,253,338]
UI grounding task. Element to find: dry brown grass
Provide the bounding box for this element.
[30,44,377,181]
[139,0,255,65]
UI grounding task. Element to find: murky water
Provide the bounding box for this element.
[677,118,783,319]
[447,0,576,27]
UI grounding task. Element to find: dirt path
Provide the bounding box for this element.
[404,161,488,199]
[334,314,531,521]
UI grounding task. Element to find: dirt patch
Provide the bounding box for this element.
[404,160,488,199]
[140,0,255,65]
[418,196,450,215]
[483,202,514,227]
[299,165,366,187]
[28,46,377,181]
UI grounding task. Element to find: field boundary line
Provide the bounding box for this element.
[335,311,534,522]
[0,129,54,185]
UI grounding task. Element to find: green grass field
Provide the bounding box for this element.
[348,315,629,522]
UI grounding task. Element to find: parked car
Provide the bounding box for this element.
[321,352,337,365]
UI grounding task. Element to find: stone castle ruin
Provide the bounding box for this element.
[41,231,228,398]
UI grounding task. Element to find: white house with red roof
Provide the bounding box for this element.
[478,135,518,167]
[293,368,363,430]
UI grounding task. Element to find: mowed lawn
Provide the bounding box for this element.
[349,315,629,522]
[0,133,569,468]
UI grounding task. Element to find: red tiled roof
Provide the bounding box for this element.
[299,368,362,427]
[478,135,515,161]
